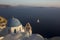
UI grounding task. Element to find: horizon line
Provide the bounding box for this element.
[0,4,60,8]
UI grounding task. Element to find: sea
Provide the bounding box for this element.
[0,6,60,38]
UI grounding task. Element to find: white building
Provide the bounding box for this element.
[7,17,25,34]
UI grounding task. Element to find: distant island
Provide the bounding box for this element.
[0,4,12,8]
[0,4,59,8]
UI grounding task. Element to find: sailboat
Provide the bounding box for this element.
[37,19,40,23]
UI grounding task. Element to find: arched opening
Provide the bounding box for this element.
[14,29,16,33]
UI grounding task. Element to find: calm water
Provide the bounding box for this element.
[0,7,60,38]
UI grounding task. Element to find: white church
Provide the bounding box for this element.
[0,16,32,37]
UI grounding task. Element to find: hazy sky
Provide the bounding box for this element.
[0,0,60,7]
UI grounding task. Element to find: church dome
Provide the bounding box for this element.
[7,17,22,27]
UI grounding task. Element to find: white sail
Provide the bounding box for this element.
[37,19,40,23]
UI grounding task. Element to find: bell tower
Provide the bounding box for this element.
[25,22,32,36]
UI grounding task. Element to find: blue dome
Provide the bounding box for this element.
[7,17,22,27]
